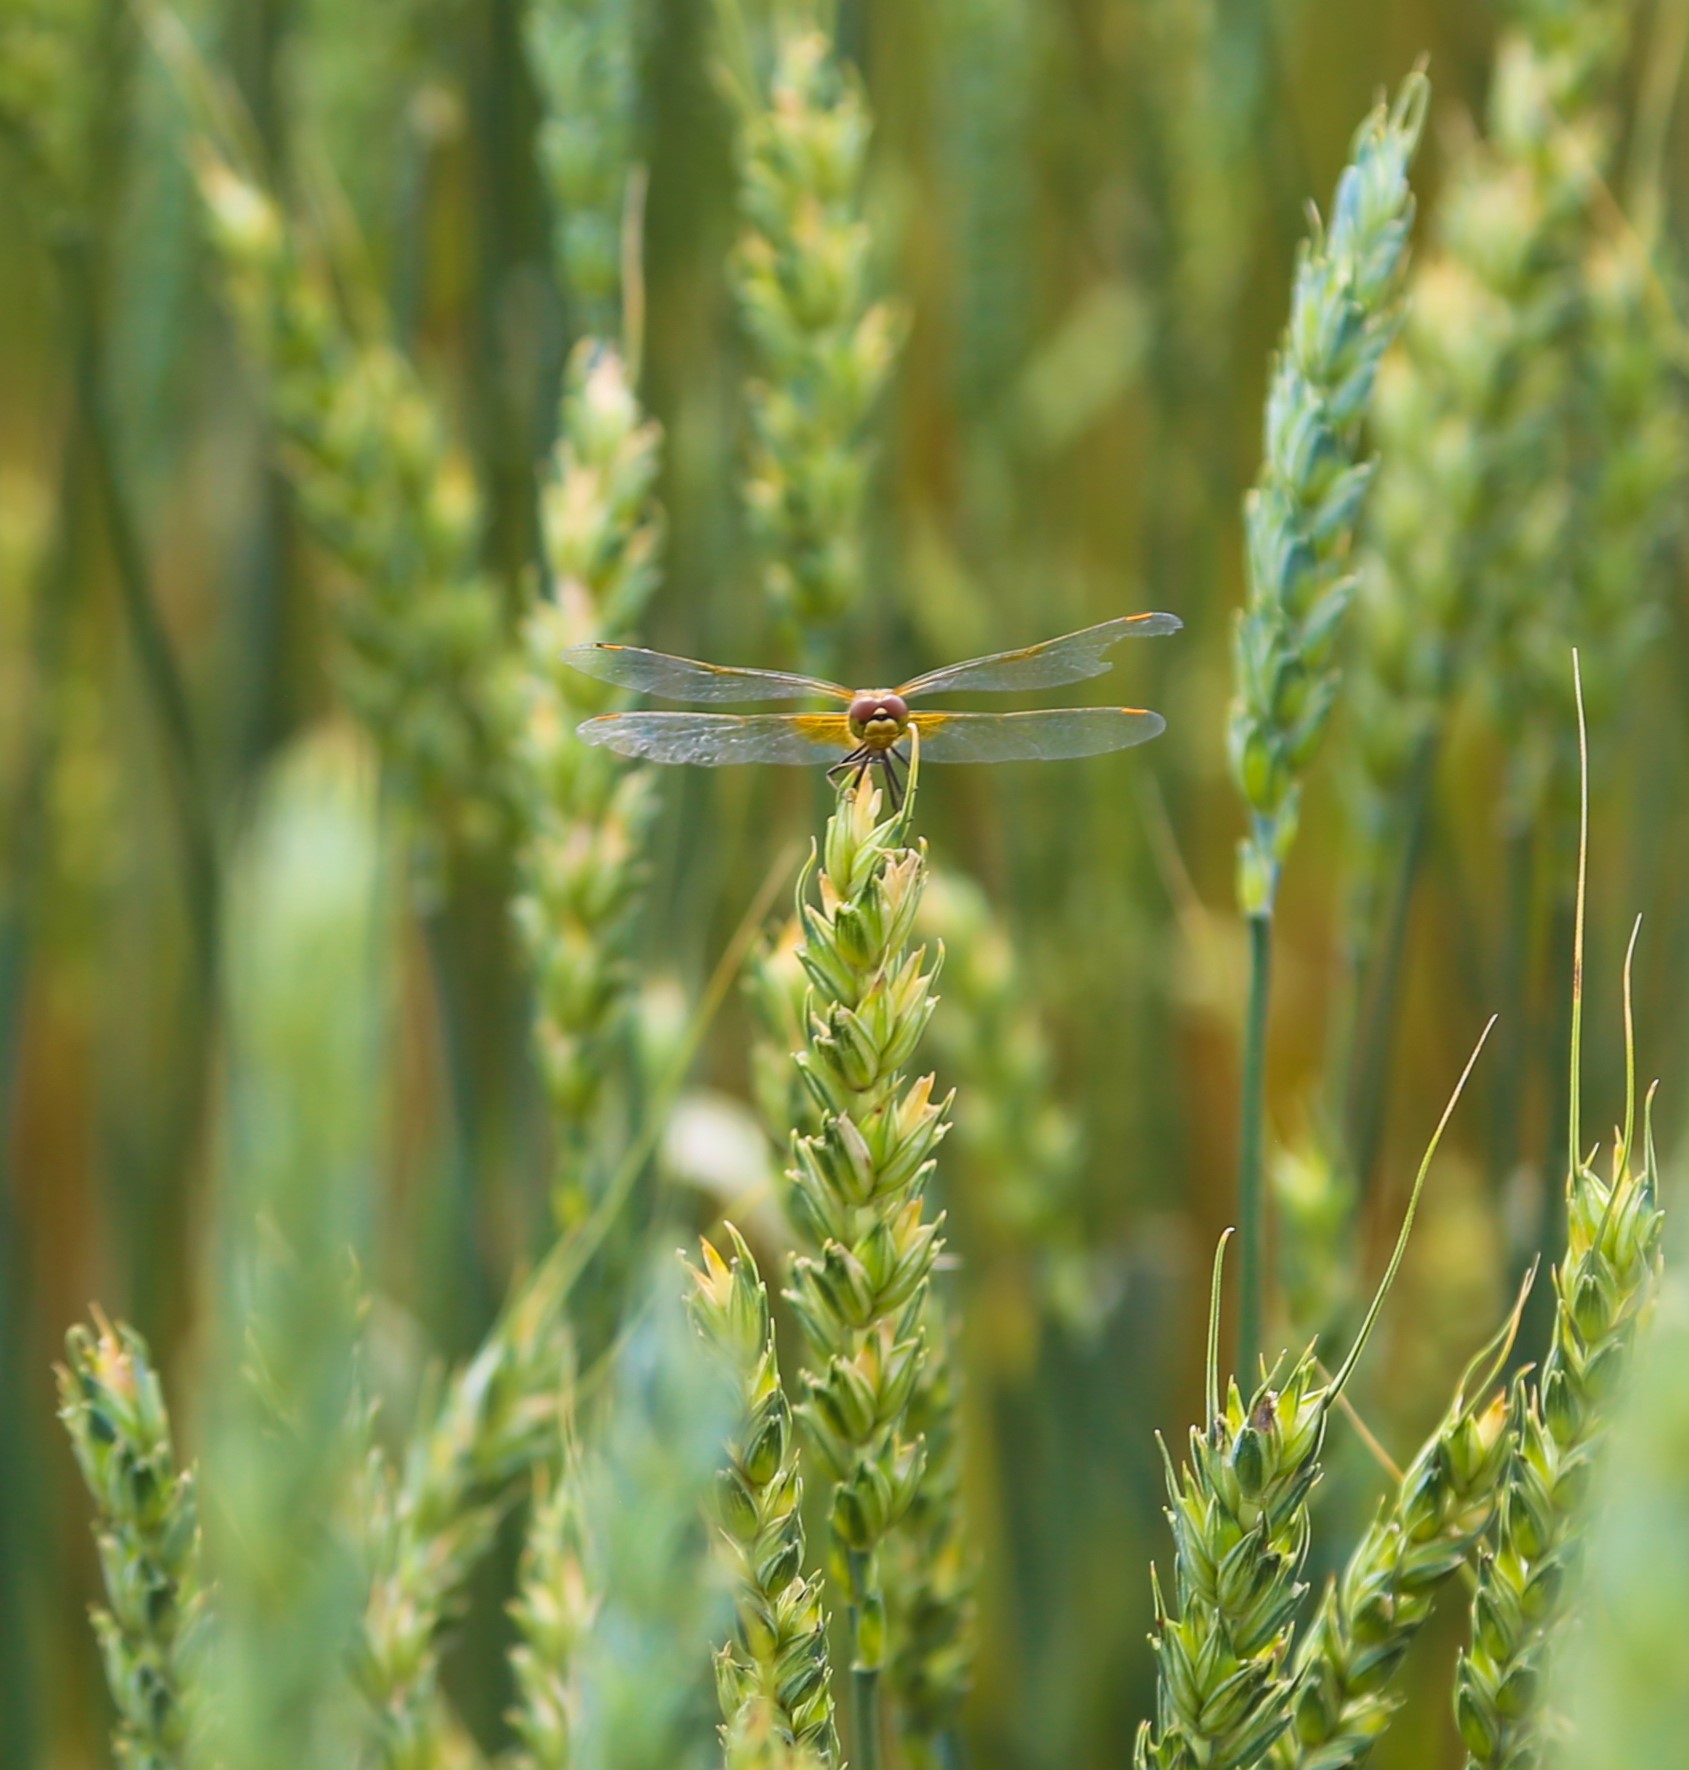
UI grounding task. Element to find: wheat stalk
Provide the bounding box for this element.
[1276,1285,1527,1770]
[525,0,644,336]
[506,1433,594,1770]
[1139,1019,1492,1770]
[757,764,949,1769]
[1231,67,1429,1379]
[58,1312,205,1770]
[884,1293,973,1766]
[187,124,510,849]
[515,0,669,1218]
[1229,68,1428,918]
[515,339,665,1218]
[358,1266,575,1769]
[687,1225,840,1761]
[716,4,901,653]
[1338,1,1664,1185]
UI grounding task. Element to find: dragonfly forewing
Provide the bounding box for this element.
[896,612,1182,699]
[562,643,850,704]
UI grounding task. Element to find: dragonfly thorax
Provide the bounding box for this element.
[848,692,910,748]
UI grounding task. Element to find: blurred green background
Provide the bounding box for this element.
[3,1,1686,1765]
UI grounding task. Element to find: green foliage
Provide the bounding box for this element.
[198,737,390,1770]
[0,0,104,214]
[1551,1254,1689,1770]
[916,869,1091,1329]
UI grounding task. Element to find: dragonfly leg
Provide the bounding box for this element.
[879,746,906,811]
[827,745,869,789]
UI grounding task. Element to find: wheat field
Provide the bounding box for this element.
[3,2,1689,1767]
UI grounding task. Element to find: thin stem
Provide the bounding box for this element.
[849,1556,882,1770]
[1238,910,1273,1383]
[852,1665,881,1770]
[1568,651,1589,1176]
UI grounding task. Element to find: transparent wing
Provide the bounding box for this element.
[576,711,853,765]
[896,613,1182,698]
[562,643,850,703]
[912,707,1166,763]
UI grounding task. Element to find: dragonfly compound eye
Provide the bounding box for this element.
[850,693,909,737]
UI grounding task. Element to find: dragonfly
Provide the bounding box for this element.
[562,612,1181,809]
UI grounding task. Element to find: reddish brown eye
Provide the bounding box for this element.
[850,693,909,732]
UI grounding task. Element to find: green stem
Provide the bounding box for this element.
[1238,909,1273,1384]
[852,1661,881,1770]
[849,1548,882,1770]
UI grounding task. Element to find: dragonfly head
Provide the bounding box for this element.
[849,692,910,748]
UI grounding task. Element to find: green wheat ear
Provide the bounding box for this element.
[1229,66,1429,917]
[148,7,512,850]
[753,726,949,1770]
[58,1311,206,1770]
[1277,1270,1535,1770]
[1454,658,1666,1769]
[1139,1016,1493,1770]
[715,0,903,653]
[686,1224,840,1762]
